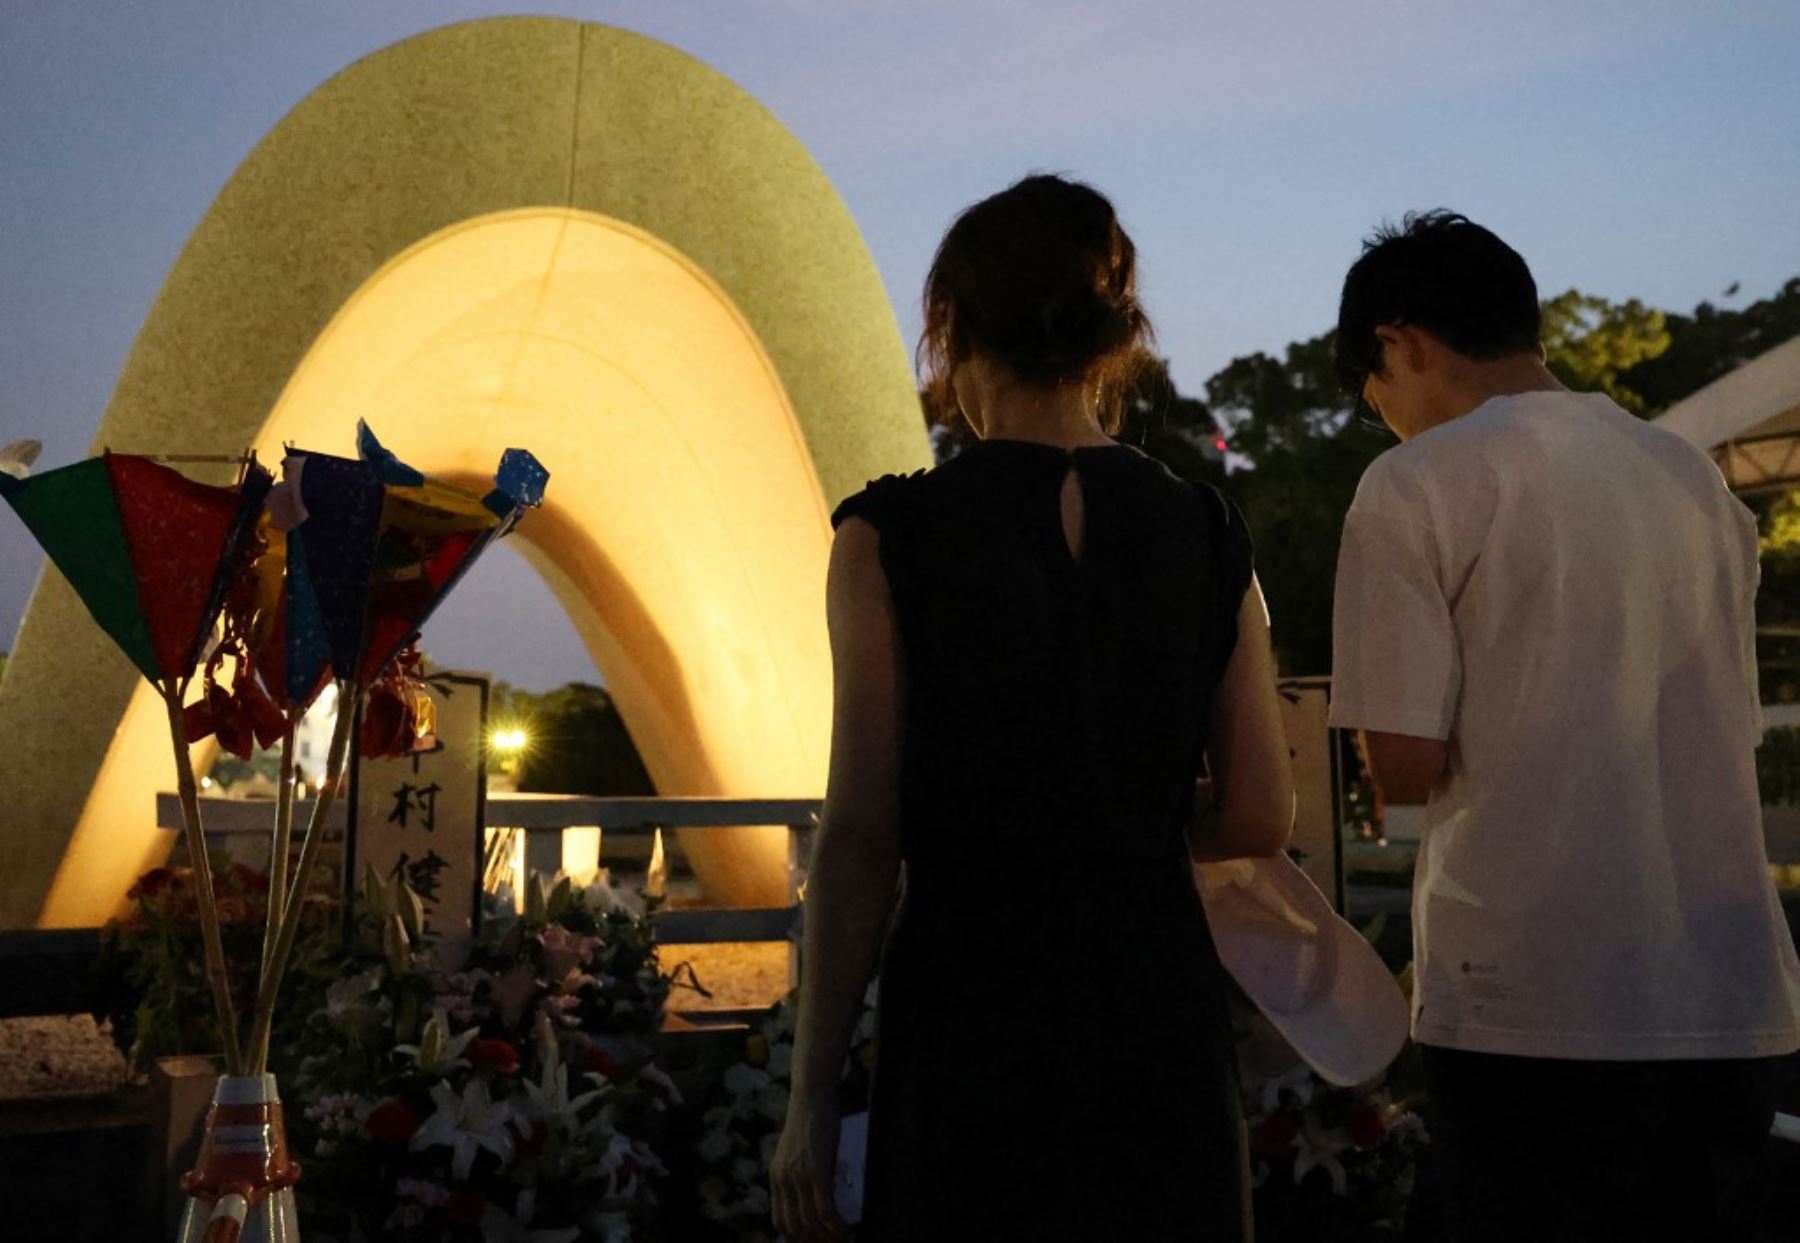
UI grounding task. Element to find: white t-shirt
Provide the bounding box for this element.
[1330,389,1800,1059]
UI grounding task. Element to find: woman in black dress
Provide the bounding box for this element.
[771,174,1294,1242]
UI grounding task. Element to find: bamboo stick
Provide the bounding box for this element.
[258,728,297,985]
[247,685,354,1070]
[161,686,244,1075]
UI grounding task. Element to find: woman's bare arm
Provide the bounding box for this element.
[1190,575,1294,861]
[773,517,904,1238]
[789,515,903,1102]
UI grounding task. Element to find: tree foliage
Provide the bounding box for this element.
[1203,334,1390,675]
[1540,290,1670,414]
[490,681,654,796]
[1620,277,1800,413]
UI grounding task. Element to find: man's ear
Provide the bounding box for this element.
[1382,323,1433,376]
[1371,323,1424,376]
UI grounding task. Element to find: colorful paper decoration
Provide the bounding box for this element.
[0,453,272,685]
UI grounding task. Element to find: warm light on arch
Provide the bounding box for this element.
[0,17,931,930]
[39,208,835,922]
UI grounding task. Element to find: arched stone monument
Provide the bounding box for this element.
[0,17,930,927]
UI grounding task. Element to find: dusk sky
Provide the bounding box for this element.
[4,1,1798,688]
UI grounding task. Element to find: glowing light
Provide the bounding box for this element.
[200,776,213,791]
[510,829,526,915]
[647,828,667,902]
[562,826,602,886]
[490,727,528,755]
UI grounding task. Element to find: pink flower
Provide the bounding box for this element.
[538,925,602,982]
[488,964,540,1028]
[512,1117,549,1155]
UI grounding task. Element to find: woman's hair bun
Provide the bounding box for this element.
[920,174,1152,432]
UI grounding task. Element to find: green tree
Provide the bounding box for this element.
[1116,354,1228,488]
[1540,290,1670,414]
[508,683,655,796]
[1621,277,1800,413]
[1203,332,1390,676]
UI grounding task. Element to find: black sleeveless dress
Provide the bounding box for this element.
[830,440,1255,1242]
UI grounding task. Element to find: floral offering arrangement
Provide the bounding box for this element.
[1234,988,1432,1242]
[96,858,329,1071]
[280,868,680,1242]
[3,425,548,1238]
[691,982,878,1241]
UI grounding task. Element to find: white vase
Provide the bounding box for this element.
[176,1072,301,1242]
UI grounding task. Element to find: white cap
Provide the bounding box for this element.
[1198,853,1409,1086]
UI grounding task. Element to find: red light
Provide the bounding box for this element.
[1214,438,1228,451]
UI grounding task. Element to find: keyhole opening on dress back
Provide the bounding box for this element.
[1060,465,1086,563]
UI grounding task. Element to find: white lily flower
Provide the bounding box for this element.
[1292,1114,1351,1196]
[410,1079,516,1180]
[521,1058,604,1128]
[1258,1062,1316,1115]
[326,968,384,1016]
[393,1008,478,1076]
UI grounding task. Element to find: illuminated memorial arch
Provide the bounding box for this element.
[0,18,930,927]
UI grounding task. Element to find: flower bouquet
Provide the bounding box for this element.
[1234,977,1431,1242]
[280,869,680,1242]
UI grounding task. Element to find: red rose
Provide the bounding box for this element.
[444,1186,486,1226]
[1346,1103,1387,1149]
[228,863,269,895]
[469,1038,520,1075]
[215,897,252,924]
[586,1046,619,1078]
[1251,1110,1302,1157]
[364,1096,419,1144]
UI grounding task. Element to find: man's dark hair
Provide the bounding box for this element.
[1334,210,1541,397]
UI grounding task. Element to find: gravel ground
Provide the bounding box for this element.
[0,1015,132,1102]
[663,941,790,1012]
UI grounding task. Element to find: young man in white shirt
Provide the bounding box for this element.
[1328,211,1800,1241]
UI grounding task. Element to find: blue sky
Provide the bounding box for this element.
[3,1,1798,688]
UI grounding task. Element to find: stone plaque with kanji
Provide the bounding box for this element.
[347,671,488,941]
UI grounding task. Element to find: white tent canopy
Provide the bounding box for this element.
[1653,336,1800,493]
